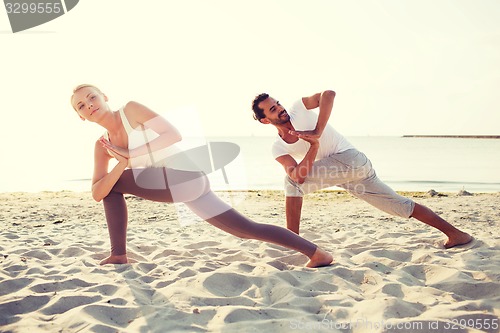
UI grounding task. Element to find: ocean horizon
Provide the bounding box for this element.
[2,136,500,194]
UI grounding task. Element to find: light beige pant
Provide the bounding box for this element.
[284,149,415,218]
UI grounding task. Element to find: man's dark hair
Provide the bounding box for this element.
[251,93,269,121]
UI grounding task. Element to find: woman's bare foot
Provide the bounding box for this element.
[99,254,128,265]
[444,232,473,248]
[306,247,334,268]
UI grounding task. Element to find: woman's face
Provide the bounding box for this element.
[72,86,108,121]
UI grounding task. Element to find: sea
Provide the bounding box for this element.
[3,136,500,193]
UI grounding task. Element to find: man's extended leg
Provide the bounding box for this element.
[341,165,472,248]
[410,203,472,248]
[286,196,303,234]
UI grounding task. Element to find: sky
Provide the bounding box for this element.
[1,0,500,189]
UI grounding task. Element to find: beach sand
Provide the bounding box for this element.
[0,190,499,333]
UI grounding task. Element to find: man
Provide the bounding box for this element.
[251,90,472,248]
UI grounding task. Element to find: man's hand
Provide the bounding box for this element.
[289,130,320,146]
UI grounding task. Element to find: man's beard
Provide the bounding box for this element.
[272,110,290,125]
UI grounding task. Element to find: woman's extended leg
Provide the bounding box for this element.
[102,168,332,267]
[184,191,332,267]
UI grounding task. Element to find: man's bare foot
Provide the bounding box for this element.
[444,232,473,249]
[99,254,128,265]
[306,247,334,268]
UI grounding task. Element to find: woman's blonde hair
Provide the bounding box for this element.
[71,84,103,110]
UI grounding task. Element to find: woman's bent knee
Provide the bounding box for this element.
[103,189,123,203]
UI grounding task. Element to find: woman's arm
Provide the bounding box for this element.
[91,140,128,202]
[99,101,183,158]
[125,101,182,157]
[91,101,181,201]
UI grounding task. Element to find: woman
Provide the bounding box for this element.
[71,84,333,267]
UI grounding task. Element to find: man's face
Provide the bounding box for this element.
[259,97,290,125]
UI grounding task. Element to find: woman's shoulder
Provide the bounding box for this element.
[123,100,157,116]
[124,100,143,110]
[122,101,147,128]
[123,101,159,125]
[122,100,143,117]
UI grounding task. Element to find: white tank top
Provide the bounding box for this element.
[103,107,179,168]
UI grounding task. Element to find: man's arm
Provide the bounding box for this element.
[292,90,336,138]
[276,139,319,184]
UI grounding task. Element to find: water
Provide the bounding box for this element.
[2,136,500,193]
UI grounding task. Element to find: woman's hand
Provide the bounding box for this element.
[99,137,129,164]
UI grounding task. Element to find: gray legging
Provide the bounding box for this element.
[102,168,317,257]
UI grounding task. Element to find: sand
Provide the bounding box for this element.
[0,190,499,333]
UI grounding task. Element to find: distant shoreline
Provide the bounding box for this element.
[402,135,500,139]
